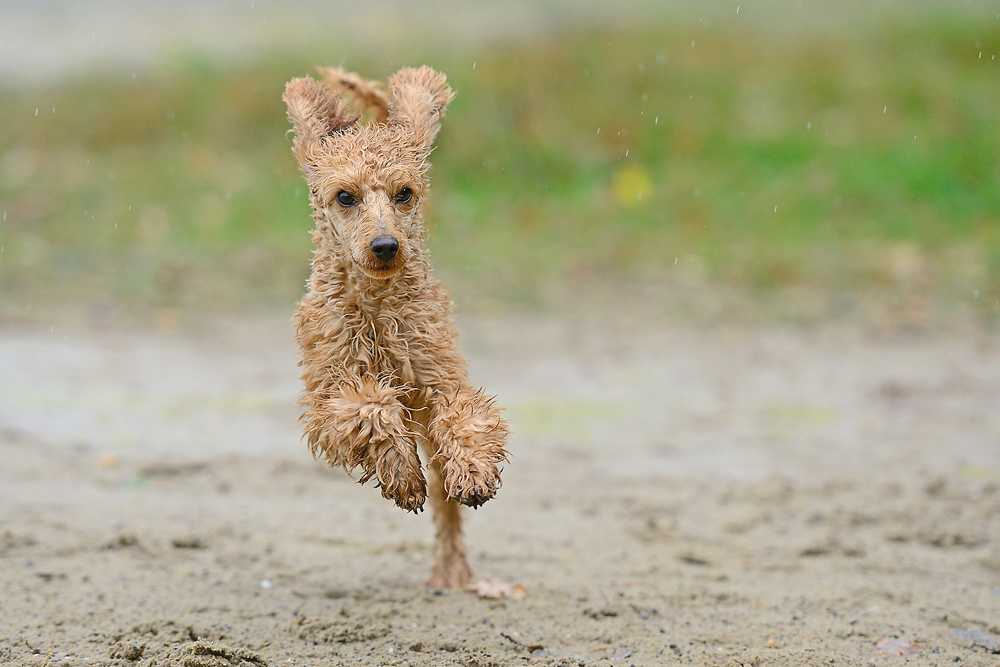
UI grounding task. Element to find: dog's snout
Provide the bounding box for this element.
[370,235,400,262]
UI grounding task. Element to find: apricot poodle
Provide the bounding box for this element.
[283,66,509,589]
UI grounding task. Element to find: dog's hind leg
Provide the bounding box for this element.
[425,456,473,589]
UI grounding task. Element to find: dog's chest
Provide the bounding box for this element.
[341,307,415,382]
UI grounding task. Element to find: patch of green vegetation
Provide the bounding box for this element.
[1,18,997,323]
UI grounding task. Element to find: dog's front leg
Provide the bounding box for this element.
[427,388,509,508]
[303,374,426,512]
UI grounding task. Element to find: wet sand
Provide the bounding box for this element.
[2,310,999,666]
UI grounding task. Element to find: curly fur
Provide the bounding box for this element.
[284,66,509,589]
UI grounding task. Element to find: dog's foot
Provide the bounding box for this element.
[427,555,473,589]
[379,473,426,513]
[439,456,501,509]
[362,444,427,513]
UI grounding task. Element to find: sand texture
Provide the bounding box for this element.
[2,313,999,666]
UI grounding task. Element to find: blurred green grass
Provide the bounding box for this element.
[1,18,998,326]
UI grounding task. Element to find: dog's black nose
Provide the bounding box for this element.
[370,235,399,262]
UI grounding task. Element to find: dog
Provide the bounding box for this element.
[283,66,509,589]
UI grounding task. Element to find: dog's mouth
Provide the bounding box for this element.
[354,252,407,279]
[362,262,403,278]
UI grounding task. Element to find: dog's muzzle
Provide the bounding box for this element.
[370,235,400,263]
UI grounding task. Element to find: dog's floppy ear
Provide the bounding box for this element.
[387,66,455,154]
[283,77,357,171]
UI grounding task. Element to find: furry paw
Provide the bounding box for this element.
[439,456,501,509]
[378,472,427,513]
[366,446,427,513]
[358,438,427,513]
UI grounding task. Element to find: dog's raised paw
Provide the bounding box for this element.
[380,478,427,513]
[444,469,500,508]
[454,488,491,509]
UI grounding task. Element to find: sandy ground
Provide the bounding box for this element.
[1,307,999,667]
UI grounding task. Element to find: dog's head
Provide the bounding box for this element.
[284,67,454,279]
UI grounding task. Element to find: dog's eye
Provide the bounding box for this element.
[336,190,357,207]
[394,188,413,205]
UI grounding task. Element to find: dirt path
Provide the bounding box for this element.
[1,312,999,666]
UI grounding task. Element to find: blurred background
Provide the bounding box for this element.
[0,0,998,329]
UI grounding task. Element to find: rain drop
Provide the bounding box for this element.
[737,5,740,12]
[625,150,629,157]
[883,106,887,114]
[674,257,678,265]
[774,206,778,213]
[654,117,659,124]
[472,61,477,70]
[34,108,38,117]
[597,127,600,134]
[806,121,811,130]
